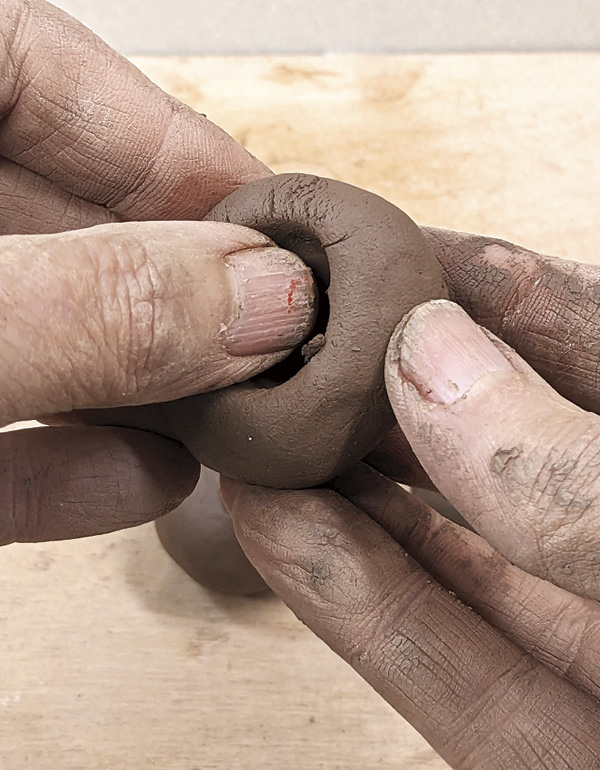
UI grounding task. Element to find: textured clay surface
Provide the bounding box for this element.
[162,173,447,488]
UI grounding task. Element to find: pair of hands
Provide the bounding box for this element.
[4,1,600,767]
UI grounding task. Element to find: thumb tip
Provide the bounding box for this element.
[224,246,318,357]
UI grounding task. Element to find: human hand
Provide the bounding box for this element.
[0,0,316,545]
[223,296,600,768]
[0,0,270,237]
[368,229,600,488]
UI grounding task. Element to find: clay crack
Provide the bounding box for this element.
[323,233,352,248]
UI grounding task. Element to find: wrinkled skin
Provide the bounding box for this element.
[223,296,600,769]
[367,229,600,488]
[4,1,600,767]
[0,0,318,541]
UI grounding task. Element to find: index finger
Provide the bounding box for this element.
[424,227,600,414]
[0,0,268,221]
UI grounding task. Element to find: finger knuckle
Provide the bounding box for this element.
[558,612,600,686]
[522,423,600,586]
[89,235,172,402]
[342,572,434,672]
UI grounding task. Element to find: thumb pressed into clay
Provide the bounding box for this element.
[0,219,316,426]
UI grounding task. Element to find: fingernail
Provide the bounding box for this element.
[225,247,317,356]
[391,300,513,405]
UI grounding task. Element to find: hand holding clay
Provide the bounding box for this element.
[368,228,600,487]
[223,299,600,768]
[0,0,317,544]
[106,171,447,593]
[0,221,315,545]
[154,185,600,594]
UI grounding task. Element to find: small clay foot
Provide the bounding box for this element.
[155,467,268,596]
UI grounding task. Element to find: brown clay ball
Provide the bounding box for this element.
[159,173,447,489]
[147,173,448,592]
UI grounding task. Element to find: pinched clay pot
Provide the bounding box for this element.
[156,173,447,593]
[162,173,447,489]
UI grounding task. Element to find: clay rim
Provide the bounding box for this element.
[166,173,448,488]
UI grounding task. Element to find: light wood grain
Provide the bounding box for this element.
[2,54,599,770]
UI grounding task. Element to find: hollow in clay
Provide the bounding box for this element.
[154,173,447,592]
[169,173,448,488]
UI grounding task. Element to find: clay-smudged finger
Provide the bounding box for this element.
[385,299,600,601]
[0,221,316,425]
[0,426,199,543]
[221,477,600,769]
[0,0,268,221]
[423,228,600,414]
[337,463,600,701]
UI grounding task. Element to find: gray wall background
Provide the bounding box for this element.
[52,0,600,56]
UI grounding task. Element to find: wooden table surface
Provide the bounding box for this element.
[2,54,600,770]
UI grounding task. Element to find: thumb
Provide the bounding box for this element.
[0,221,316,425]
[385,299,600,600]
